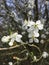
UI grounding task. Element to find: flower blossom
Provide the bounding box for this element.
[1,36,10,43]
[27,20,44,32]
[28,31,39,43]
[22,19,44,43]
[8,62,13,65]
[1,32,22,46]
[33,20,44,31]
[27,20,43,43]
[22,20,34,30]
[42,51,49,58]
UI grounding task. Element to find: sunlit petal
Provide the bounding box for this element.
[29,38,33,43]
[1,36,10,43]
[34,38,39,43]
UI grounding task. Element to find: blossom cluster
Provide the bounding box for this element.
[1,20,44,46]
[22,20,44,43]
[1,32,22,46]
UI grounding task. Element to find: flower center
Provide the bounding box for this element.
[34,24,38,28]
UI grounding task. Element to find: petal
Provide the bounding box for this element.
[16,34,22,42]
[27,21,35,27]
[34,38,39,43]
[34,28,39,32]
[36,20,41,25]
[34,31,39,37]
[42,52,48,58]
[28,32,33,38]
[16,37,21,42]
[16,34,22,38]
[9,41,13,46]
[8,62,13,65]
[38,24,43,30]
[29,38,33,43]
[8,38,14,46]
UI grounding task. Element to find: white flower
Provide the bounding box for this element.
[1,32,22,46]
[27,20,35,27]
[22,20,43,32]
[28,31,39,43]
[1,36,10,43]
[27,20,44,33]
[9,33,22,46]
[29,20,43,31]
[33,20,44,30]
[28,31,39,38]
[42,51,49,58]
[22,20,34,30]
[10,32,22,42]
[8,62,13,65]
[27,20,44,43]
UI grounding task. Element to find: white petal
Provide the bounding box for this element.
[16,37,21,42]
[38,24,43,30]
[16,34,22,42]
[16,34,22,38]
[42,52,48,58]
[8,38,14,46]
[34,28,39,33]
[28,32,33,38]
[29,38,33,43]
[36,20,41,24]
[34,38,39,43]
[1,36,10,43]
[27,21,35,27]
[34,31,39,37]
[8,62,13,65]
